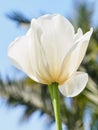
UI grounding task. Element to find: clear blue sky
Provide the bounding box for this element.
[0,0,98,130]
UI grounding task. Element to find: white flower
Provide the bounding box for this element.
[8,14,93,97]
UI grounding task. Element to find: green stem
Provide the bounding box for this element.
[48,82,62,130]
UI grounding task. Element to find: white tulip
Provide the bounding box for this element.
[8,14,93,97]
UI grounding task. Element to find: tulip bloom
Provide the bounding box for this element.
[8,14,93,97]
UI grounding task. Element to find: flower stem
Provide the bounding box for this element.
[48,82,62,130]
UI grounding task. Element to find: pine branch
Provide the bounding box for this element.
[6,11,30,27]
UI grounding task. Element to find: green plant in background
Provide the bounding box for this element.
[0,1,98,130]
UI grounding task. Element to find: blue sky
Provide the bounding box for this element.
[0,99,52,130]
[0,0,98,130]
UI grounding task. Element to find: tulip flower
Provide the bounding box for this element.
[8,14,93,97]
[8,14,93,130]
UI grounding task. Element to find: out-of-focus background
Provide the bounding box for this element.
[0,0,98,130]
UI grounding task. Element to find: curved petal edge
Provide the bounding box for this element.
[58,72,88,97]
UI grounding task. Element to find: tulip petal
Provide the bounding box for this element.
[74,28,83,42]
[8,30,39,82]
[58,28,93,83]
[32,14,74,79]
[26,21,53,84]
[41,14,74,59]
[58,72,88,97]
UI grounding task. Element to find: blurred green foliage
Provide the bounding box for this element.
[0,2,98,130]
